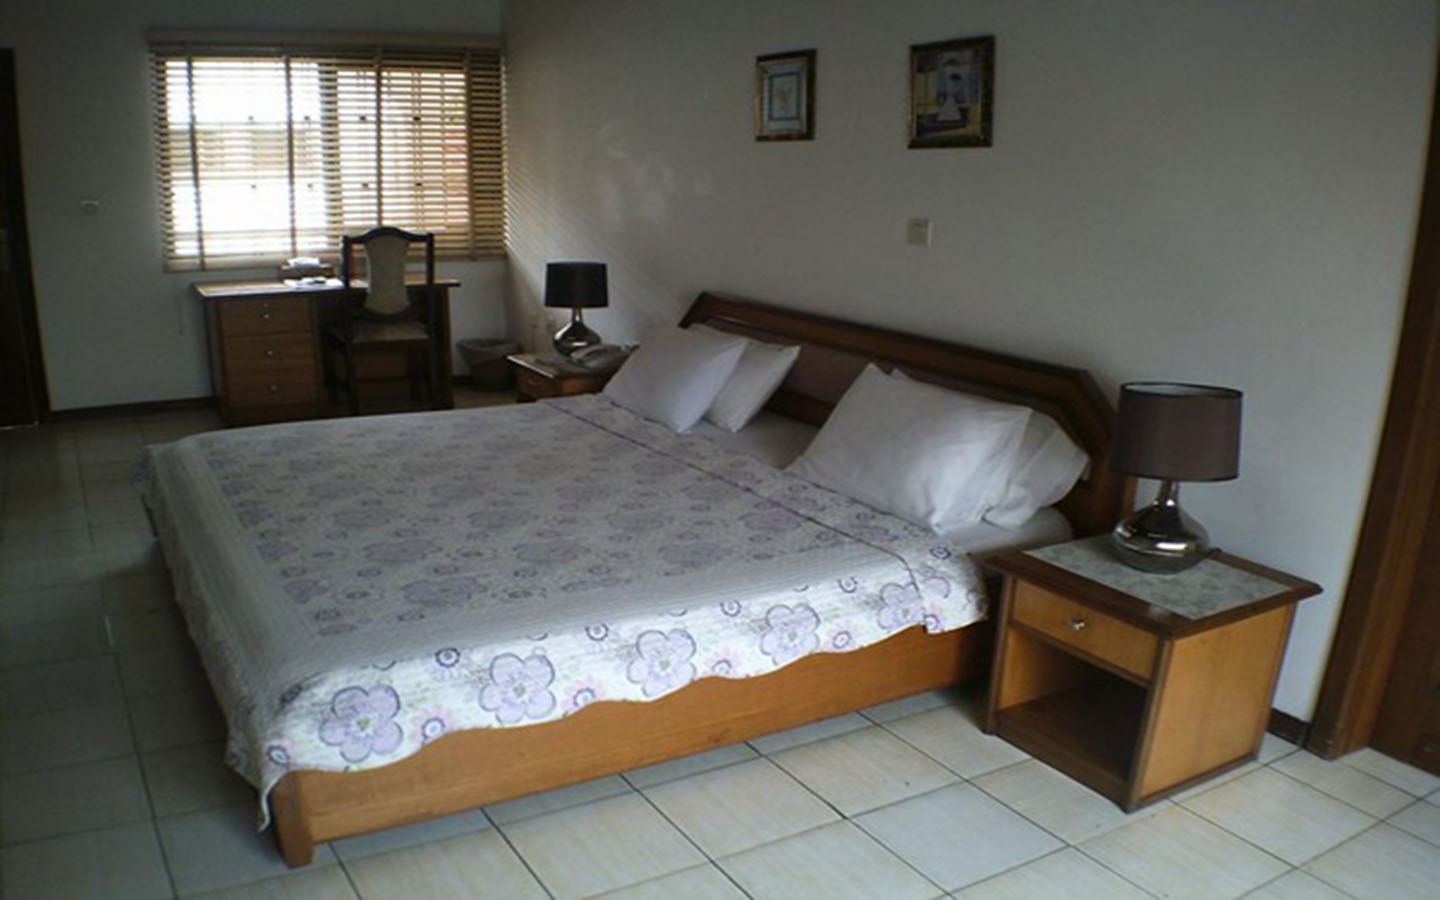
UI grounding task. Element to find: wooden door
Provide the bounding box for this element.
[1370,478,1440,773]
[0,48,46,427]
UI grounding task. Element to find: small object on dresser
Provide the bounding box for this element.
[1108,382,1242,573]
[279,256,334,280]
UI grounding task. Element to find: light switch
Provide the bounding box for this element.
[906,217,932,247]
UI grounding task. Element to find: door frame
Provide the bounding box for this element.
[0,47,48,425]
[1307,57,1440,759]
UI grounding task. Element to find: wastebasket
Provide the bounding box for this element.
[458,338,520,390]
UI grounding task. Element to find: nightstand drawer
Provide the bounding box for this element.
[1011,581,1158,679]
[218,298,311,336]
[515,368,559,399]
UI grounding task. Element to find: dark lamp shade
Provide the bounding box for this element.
[544,262,608,309]
[1110,382,1243,482]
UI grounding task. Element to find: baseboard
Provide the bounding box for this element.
[1267,708,1309,745]
[45,396,216,423]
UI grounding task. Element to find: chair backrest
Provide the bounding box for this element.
[340,227,436,317]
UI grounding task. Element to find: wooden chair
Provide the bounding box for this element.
[325,227,442,415]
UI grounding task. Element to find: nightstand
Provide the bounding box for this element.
[984,535,1320,810]
[507,352,621,402]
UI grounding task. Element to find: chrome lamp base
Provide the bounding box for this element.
[1110,480,1213,573]
[553,308,601,357]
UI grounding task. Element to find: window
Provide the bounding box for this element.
[149,36,502,270]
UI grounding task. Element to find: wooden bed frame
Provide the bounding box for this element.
[269,292,1128,866]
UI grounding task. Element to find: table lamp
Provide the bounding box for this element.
[1109,382,1243,573]
[544,261,608,356]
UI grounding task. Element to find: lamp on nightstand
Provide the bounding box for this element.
[544,261,608,356]
[1109,382,1243,573]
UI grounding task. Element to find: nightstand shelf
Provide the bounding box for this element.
[985,535,1320,811]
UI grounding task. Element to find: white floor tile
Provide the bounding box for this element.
[117,640,210,697]
[332,806,492,861]
[501,792,704,899]
[0,654,122,717]
[1257,732,1299,764]
[624,741,758,788]
[0,580,104,626]
[0,616,110,667]
[861,688,960,724]
[142,741,254,817]
[106,604,189,651]
[1080,805,1288,900]
[1169,761,1264,804]
[157,802,337,896]
[100,571,173,614]
[129,686,227,750]
[974,759,1167,843]
[1387,798,1440,846]
[1303,823,1440,898]
[749,712,870,755]
[953,847,1150,899]
[0,699,134,773]
[0,820,171,900]
[1271,751,1415,818]
[186,864,358,899]
[1339,747,1440,797]
[856,783,1060,891]
[770,726,957,816]
[882,704,1030,779]
[719,820,938,900]
[593,864,746,899]
[345,828,544,899]
[1182,768,1374,866]
[0,756,150,843]
[645,757,838,857]
[486,774,632,825]
[1244,869,1351,900]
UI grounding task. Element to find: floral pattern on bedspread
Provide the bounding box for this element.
[142,395,987,824]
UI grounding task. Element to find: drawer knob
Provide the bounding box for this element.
[1068,617,1088,632]
[268,384,279,393]
[265,348,276,358]
[261,312,272,320]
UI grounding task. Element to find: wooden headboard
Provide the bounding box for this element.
[679,292,1131,536]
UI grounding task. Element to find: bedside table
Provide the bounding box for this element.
[507,352,621,402]
[984,535,1320,810]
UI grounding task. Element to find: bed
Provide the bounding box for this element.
[144,292,1128,866]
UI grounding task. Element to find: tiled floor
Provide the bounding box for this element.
[3,404,1440,899]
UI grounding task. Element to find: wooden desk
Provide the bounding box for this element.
[194,278,458,426]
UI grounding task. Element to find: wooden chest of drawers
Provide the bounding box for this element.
[200,290,324,427]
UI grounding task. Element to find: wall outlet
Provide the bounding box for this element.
[906,217,932,247]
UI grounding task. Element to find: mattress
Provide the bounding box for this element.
[143,395,1062,821]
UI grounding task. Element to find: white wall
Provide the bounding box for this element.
[1,0,505,411]
[503,0,1437,719]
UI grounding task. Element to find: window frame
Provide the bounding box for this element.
[148,33,503,272]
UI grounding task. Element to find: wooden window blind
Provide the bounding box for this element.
[149,38,502,271]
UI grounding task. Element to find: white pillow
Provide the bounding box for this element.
[602,324,747,431]
[984,412,1089,529]
[889,370,1089,529]
[689,324,801,432]
[786,364,1031,531]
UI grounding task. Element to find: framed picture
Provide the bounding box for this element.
[755,49,815,141]
[909,36,994,148]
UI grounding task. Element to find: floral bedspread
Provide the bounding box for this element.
[142,395,987,824]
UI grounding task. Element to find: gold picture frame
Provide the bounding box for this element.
[755,49,815,141]
[909,36,994,148]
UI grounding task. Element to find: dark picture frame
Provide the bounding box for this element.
[909,36,994,148]
[754,49,815,141]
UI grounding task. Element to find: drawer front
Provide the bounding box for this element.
[217,298,311,337]
[1011,581,1159,680]
[515,368,559,399]
[224,335,320,407]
